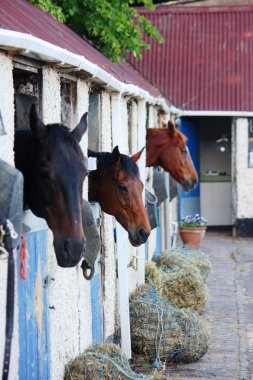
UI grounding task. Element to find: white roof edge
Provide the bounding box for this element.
[0,29,169,112]
[169,105,253,117]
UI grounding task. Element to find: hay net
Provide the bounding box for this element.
[64,343,152,380]
[130,285,210,365]
[145,260,208,311]
[154,248,211,281]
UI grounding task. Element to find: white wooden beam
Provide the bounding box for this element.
[111,93,132,359]
[137,99,146,285]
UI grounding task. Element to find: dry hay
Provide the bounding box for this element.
[154,249,211,281]
[130,285,210,364]
[145,261,207,311]
[64,343,151,380]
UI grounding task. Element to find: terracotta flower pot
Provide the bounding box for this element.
[179,226,207,248]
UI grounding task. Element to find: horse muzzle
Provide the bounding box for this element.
[54,236,86,267]
[183,177,198,192]
[128,227,150,247]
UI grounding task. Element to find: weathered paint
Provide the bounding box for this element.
[112,93,132,358]
[137,99,147,285]
[236,118,253,219]
[18,230,50,380]
[42,67,61,124]
[42,68,92,380]
[129,5,253,112]
[0,54,166,379]
[90,273,103,344]
[0,52,14,165]
[125,98,139,293]
[0,51,19,380]
[100,91,117,340]
[145,105,160,261]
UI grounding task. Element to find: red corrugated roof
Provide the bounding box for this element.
[0,0,162,99]
[128,5,253,111]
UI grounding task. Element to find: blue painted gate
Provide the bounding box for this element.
[90,261,103,344]
[89,203,103,345]
[17,229,50,380]
[178,118,200,219]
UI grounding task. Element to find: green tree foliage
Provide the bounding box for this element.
[28,0,164,62]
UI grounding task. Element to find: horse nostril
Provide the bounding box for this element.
[193,178,198,185]
[138,228,149,241]
[64,240,70,254]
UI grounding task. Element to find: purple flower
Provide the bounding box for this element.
[180,214,208,227]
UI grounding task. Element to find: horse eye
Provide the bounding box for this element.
[118,184,128,193]
[181,149,187,156]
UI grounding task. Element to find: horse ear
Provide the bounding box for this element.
[112,146,121,165]
[167,120,176,137]
[72,112,88,142]
[131,147,145,162]
[29,104,46,140]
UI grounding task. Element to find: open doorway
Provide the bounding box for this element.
[179,116,232,230]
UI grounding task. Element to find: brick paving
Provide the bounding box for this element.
[135,232,253,379]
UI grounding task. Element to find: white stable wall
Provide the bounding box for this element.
[235,118,253,219]
[42,67,92,380]
[124,98,139,293]
[0,51,19,380]
[0,51,169,380]
[100,91,117,340]
[145,105,158,260]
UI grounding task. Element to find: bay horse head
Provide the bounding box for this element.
[14,105,88,267]
[146,121,198,192]
[88,146,151,246]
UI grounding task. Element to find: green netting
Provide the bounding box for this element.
[130,285,210,364]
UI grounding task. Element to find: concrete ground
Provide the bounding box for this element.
[134,232,253,379]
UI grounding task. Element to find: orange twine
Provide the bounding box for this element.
[20,235,27,280]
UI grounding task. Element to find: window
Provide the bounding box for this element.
[88,91,101,151]
[248,119,253,167]
[13,57,42,129]
[60,77,77,127]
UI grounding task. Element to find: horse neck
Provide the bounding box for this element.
[88,170,100,202]
[146,128,171,167]
[14,130,36,206]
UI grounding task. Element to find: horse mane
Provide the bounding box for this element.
[147,127,188,144]
[88,149,139,178]
[42,123,84,159]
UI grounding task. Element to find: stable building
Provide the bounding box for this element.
[128,4,253,237]
[0,1,168,378]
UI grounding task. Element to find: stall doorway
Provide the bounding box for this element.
[179,117,232,228]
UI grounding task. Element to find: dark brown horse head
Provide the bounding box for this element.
[146,121,198,191]
[88,146,151,246]
[15,105,88,267]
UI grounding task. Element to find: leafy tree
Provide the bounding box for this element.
[28,0,164,62]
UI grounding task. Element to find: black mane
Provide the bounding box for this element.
[88,149,139,178]
[42,123,84,159]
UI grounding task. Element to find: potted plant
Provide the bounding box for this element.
[179,214,208,248]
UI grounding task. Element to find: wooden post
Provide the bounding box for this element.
[111,92,132,359]
[137,99,146,285]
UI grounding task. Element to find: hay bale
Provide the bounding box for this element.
[130,286,210,364]
[154,249,211,281]
[64,343,151,380]
[145,261,208,311]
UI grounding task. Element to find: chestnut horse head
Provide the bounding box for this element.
[14,105,88,267]
[88,146,151,246]
[146,120,198,191]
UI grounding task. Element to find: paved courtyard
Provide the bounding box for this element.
[135,232,253,379]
